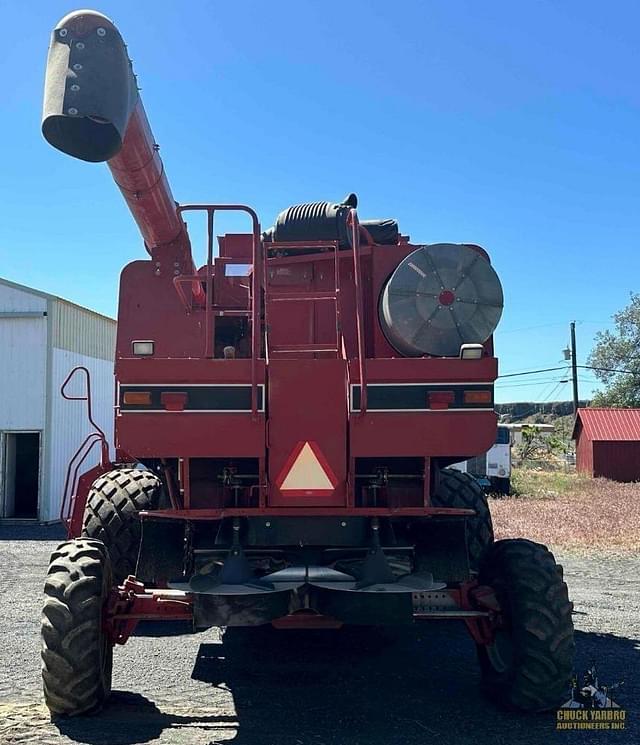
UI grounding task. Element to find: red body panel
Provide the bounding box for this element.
[117,413,266,458]
[267,359,347,506]
[104,226,499,514]
[349,411,497,457]
[62,206,499,523]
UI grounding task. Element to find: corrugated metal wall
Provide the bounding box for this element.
[50,299,115,361]
[1,280,116,522]
[43,299,116,521]
[45,347,114,521]
[0,282,48,518]
[593,441,640,483]
[574,421,594,476]
[0,286,47,430]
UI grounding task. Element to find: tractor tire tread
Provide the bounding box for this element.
[478,538,575,712]
[432,468,494,570]
[41,538,113,716]
[82,468,161,583]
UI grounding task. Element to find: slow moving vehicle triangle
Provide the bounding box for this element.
[276,441,338,496]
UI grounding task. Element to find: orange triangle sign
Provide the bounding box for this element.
[276,441,338,495]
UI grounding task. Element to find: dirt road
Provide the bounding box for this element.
[1,524,637,745]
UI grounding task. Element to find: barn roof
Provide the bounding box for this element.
[572,408,640,441]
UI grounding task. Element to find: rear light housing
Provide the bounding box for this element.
[460,343,483,360]
[122,391,152,405]
[463,390,493,405]
[132,340,154,356]
[428,391,455,409]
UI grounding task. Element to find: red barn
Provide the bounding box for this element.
[572,408,640,482]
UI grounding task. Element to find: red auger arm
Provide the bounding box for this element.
[42,10,203,300]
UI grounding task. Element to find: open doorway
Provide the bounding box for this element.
[2,432,40,519]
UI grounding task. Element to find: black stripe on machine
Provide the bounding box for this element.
[350,383,494,412]
[120,384,264,412]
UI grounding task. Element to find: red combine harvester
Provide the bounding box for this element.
[40,10,574,717]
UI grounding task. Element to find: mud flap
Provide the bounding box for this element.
[136,519,185,584]
[193,590,293,628]
[311,585,415,625]
[412,518,470,583]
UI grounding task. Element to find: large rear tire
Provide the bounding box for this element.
[431,468,494,571]
[41,538,113,716]
[477,539,575,711]
[82,468,162,583]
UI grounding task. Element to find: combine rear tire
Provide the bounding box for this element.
[82,468,162,583]
[41,538,113,716]
[431,468,494,571]
[477,539,575,711]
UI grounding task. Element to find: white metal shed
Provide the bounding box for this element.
[0,277,115,522]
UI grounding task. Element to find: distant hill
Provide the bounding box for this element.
[496,400,589,423]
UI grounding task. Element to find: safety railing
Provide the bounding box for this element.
[263,238,343,358]
[174,205,263,419]
[347,209,368,414]
[59,366,110,527]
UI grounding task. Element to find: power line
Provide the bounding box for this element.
[499,366,567,379]
[497,364,640,380]
[495,379,569,389]
[580,365,640,375]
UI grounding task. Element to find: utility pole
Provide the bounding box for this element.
[570,321,579,415]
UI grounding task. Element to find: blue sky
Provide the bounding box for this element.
[1,0,638,402]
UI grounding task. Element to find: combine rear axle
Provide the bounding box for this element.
[104,575,499,647]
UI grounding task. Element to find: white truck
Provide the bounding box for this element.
[452,424,511,495]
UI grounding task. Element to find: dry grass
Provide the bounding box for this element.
[491,468,640,554]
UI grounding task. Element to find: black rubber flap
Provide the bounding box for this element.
[42,10,138,162]
[361,219,399,245]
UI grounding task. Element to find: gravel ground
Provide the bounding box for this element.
[0,524,638,745]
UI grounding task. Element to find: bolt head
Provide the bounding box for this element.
[72,63,82,71]
[265,521,271,527]
[340,521,347,527]
[75,42,85,50]
[67,107,78,115]
[59,28,68,37]
[97,27,106,36]
[70,84,80,92]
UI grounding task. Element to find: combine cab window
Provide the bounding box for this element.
[495,427,510,445]
[224,264,252,277]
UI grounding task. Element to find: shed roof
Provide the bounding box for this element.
[572,408,640,441]
[0,276,114,324]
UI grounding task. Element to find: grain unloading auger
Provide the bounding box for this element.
[40,9,575,718]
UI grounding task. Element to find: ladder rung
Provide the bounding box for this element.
[267,291,338,302]
[211,309,251,316]
[270,344,339,353]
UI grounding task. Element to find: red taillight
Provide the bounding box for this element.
[428,391,455,409]
[161,391,188,411]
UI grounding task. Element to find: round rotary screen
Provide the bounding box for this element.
[379,243,503,357]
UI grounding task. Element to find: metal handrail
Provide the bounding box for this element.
[60,433,104,527]
[177,204,263,419]
[60,366,110,462]
[263,239,343,359]
[59,366,110,525]
[348,209,367,414]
